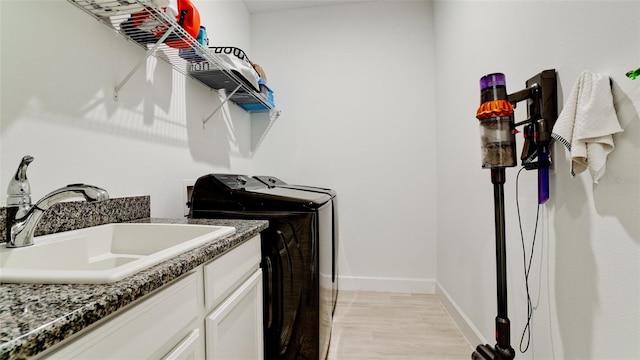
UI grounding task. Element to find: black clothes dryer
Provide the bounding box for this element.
[189,174,338,360]
[253,176,339,318]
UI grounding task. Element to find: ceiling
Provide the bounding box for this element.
[243,0,366,14]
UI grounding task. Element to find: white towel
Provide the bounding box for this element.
[551,71,623,183]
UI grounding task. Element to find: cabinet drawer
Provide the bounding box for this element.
[46,273,199,359]
[204,235,261,310]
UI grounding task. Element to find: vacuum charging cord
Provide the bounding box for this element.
[515,167,542,353]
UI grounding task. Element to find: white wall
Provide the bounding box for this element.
[434,1,640,360]
[0,0,254,218]
[250,1,438,293]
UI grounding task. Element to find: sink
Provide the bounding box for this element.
[0,223,236,284]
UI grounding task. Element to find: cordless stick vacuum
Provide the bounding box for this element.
[471,71,558,360]
[472,73,517,360]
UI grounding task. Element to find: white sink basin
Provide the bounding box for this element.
[0,223,235,284]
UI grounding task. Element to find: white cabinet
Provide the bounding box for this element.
[204,234,262,310]
[44,272,203,359]
[206,270,263,360]
[42,236,263,360]
[202,235,263,359]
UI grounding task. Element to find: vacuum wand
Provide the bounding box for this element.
[473,168,515,360]
[491,168,515,359]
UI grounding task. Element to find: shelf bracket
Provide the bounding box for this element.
[270,109,282,121]
[113,25,177,101]
[203,84,243,127]
[249,108,281,155]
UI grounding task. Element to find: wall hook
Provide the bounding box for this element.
[626,67,640,80]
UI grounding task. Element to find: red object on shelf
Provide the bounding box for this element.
[128,0,200,49]
[166,0,201,49]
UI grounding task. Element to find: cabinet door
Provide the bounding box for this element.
[206,270,264,360]
[162,329,202,360]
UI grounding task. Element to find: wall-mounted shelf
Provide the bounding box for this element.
[67,0,280,154]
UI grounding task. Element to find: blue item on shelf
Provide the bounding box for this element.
[178,26,208,62]
[238,103,268,111]
[197,26,208,46]
[238,79,274,111]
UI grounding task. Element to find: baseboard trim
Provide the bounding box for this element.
[436,281,488,347]
[338,275,435,294]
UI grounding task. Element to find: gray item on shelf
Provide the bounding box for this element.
[188,47,261,92]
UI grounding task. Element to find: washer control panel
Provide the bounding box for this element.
[213,174,265,190]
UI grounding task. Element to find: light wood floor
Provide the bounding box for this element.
[327,291,473,359]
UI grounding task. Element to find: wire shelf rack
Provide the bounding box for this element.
[68,0,280,123]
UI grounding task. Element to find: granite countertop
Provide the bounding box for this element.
[0,217,268,360]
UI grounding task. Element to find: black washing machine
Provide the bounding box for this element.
[189,174,339,360]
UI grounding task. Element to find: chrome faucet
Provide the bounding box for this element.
[5,155,109,248]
